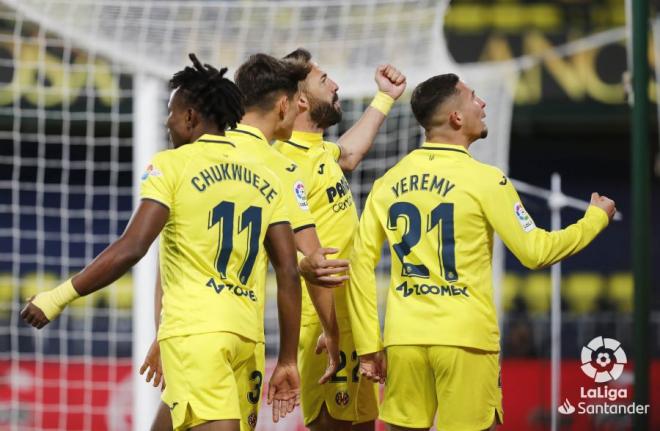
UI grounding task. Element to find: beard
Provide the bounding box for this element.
[480,126,488,139]
[308,93,342,129]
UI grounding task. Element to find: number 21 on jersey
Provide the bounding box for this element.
[387,202,458,282]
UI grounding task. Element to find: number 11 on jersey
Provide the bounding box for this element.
[208,201,262,284]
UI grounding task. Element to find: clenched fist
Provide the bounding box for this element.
[590,192,616,221]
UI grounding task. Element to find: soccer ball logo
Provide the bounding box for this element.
[580,336,627,383]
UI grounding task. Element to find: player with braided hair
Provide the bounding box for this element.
[168,53,244,134]
[21,54,303,431]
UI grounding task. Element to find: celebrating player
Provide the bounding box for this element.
[274,48,406,431]
[347,73,616,431]
[140,53,350,430]
[21,55,304,431]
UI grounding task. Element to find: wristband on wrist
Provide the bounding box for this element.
[369,91,395,116]
[31,278,80,320]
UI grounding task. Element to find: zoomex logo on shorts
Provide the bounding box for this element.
[580,336,627,383]
[335,391,350,406]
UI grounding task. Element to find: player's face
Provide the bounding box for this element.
[274,90,303,141]
[166,88,192,148]
[304,64,342,129]
[457,81,488,140]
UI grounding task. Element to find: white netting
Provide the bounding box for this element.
[0,3,135,429]
[0,1,516,429]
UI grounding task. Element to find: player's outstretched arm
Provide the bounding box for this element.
[336,64,406,172]
[21,200,169,328]
[484,172,615,269]
[265,222,302,422]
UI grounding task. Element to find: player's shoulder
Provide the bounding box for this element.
[322,141,341,161]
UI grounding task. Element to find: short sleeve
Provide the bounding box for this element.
[139,151,178,209]
[269,179,290,226]
[326,141,342,162]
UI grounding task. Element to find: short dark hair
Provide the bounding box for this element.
[410,73,460,130]
[169,53,244,131]
[282,48,312,64]
[234,53,311,111]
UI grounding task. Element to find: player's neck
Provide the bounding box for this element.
[240,111,277,142]
[424,129,470,150]
[293,113,323,134]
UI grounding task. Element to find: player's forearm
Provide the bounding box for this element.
[275,265,302,364]
[347,256,383,355]
[305,283,338,338]
[154,265,163,332]
[72,236,148,296]
[336,92,394,171]
[512,206,609,269]
[336,108,386,172]
[294,226,322,257]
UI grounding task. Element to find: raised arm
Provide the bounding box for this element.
[336,64,406,171]
[483,172,615,270]
[21,200,169,328]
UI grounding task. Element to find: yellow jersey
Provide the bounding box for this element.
[140,134,289,343]
[225,124,316,338]
[274,131,359,324]
[348,142,610,354]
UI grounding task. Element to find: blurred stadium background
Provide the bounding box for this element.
[0,0,658,430]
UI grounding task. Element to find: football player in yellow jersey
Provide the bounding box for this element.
[347,73,617,431]
[274,48,406,431]
[140,54,351,430]
[21,56,306,431]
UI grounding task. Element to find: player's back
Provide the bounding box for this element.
[140,135,288,343]
[369,143,502,352]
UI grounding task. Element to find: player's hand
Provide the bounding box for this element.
[375,65,406,100]
[20,297,50,329]
[590,192,616,221]
[359,351,386,384]
[267,361,301,423]
[139,339,165,390]
[299,248,349,288]
[315,332,340,384]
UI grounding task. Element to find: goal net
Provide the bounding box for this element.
[0,1,516,429]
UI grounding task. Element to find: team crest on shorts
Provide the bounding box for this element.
[247,412,258,428]
[335,391,350,406]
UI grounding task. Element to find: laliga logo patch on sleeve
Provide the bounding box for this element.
[141,164,162,181]
[514,202,536,232]
[293,181,309,211]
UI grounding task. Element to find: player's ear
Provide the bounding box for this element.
[277,94,289,120]
[297,92,309,113]
[185,108,195,130]
[448,110,462,130]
